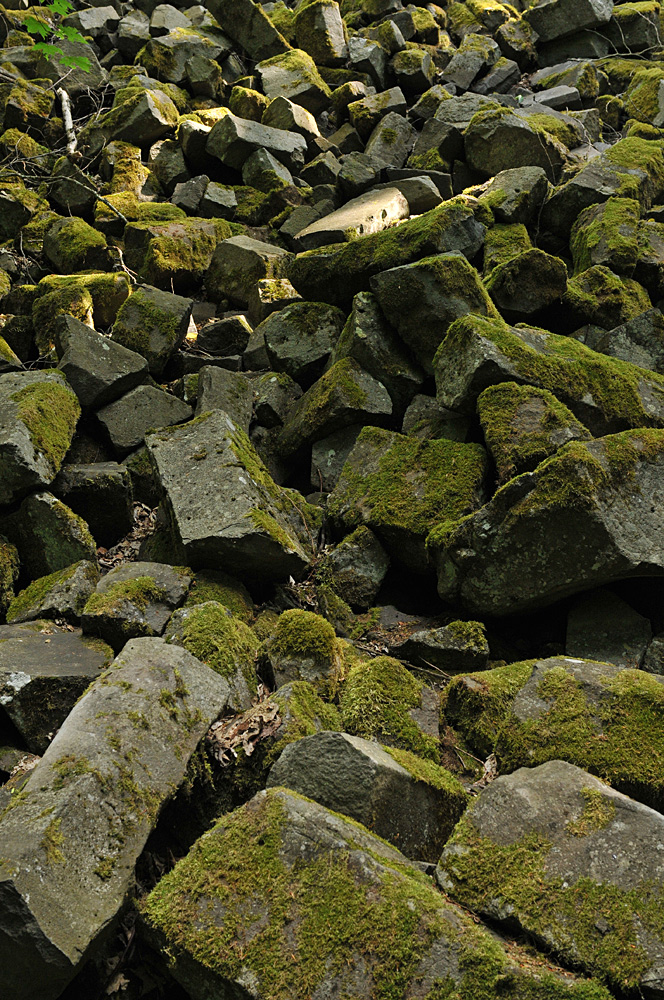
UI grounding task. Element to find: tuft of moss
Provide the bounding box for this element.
[176,602,258,685]
[340,656,440,762]
[270,609,337,662]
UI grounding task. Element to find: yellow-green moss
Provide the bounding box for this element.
[328,426,487,539]
[176,602,258,685]
[11,377,80,476]
[270,609,338,662]
[340,656,440,762]
[566,787,615,837]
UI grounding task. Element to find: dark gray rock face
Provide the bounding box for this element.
[267,731,468,861]
[0,637,230,1000]
[0,622,111,752]
[437,760,664,997]
[146,410,318,582]
[52,462,134,547]
[54,315,148,410]
[432,430,664,616]
[96,385,193,458]
[566,588,652,668]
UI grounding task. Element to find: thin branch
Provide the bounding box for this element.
[48,174,128,222]
[56,86,76,155]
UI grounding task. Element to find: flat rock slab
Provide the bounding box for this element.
[267,730,468,861]
[140,786,611,1000]
[146,410,318,582]
[96,384,193,458]
[437,760,664,997]
[294,187,410,251]
[0,622,112,753]
[0,637,230,1000]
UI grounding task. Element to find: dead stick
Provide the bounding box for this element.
[56,86,76,156]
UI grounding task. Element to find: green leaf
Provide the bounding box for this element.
[32,41,63,57]
[25,15,50,36]
[49,0,75,14]
[59,54,91,71]
[56,24,86,43]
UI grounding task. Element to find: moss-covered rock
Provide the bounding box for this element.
[483,222,532,273]
[32,273,131,353]
[370,251,500,374]
[340,655,441,761]
[5,491,95,581]
[142,786,612,1000]
[437,760,664,997]
[563,264,651,329]
[571,197,641,276]
[444,655,664,810]
[124,217,232,292]
[429,429,664,616]
[288,195,486,306]
[477,382,592,485]
[328,426,487,572]
[165,601,259,713]
[6,560,99,626]
[0,370,80,505]
[277,357,393,457]
[184,569,253,622]
[262,609,342,692]
[256,48,332,115]
[111,283,192,378]
[42,217,111,275]
[434,313,664,435]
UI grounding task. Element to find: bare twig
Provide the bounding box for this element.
[56,86,77,156]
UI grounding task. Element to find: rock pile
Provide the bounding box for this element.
[1,0,664,996]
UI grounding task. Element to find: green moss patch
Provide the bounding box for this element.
[270,609,337,662]
[340,656,440,762]
[176,602,258,684]
[11,377,80,477]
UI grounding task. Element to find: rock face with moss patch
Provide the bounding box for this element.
[165,601,259,713]
[444,655,664,809]
[434,313,664,435]
[0,370,80,505]
[432,428,664,615]
[0,636,231,1000]
[7,560,99,626]
[370,251,499,374]
[329,426,487,572]
[82,561,191,652]
[394,620,490,673]
[141,785,610,1000]
[5,492,97,581]
[0,621,111,753]
[261,609,341,690]
[270,730,467,861]
[112,284,193,378]
[146,411,319,583]
[477,382,592,485]
[437,760,664,996]
[278,358,392,456]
